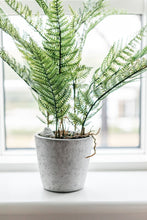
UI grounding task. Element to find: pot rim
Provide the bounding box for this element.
[35,134,92,141]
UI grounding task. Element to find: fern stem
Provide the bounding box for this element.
[73,80,77,131]
[47,111,50,127]
[55,118,58,138]
[81,126,85,135]
[61,118,65,137]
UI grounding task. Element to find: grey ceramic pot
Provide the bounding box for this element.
[35,134,93,192]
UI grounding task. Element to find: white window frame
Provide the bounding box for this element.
[0,0,147,171]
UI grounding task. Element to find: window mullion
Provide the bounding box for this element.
[0,30,6,155]
[140,0,147,155]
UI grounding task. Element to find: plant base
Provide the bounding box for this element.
[35,135,92,193]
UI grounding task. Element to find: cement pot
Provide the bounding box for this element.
[35,134,93,192]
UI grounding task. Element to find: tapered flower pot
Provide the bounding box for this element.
[35,134,92,192]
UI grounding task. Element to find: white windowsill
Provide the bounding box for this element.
[1,171,147,220]
[1,152,147,171]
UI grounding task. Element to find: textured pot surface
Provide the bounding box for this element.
[35,135,92,192]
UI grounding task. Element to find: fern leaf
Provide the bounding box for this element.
[68,113,83,126]
[0,49,32,87]
[35,0,49,15]
[5,0,45,39]
[43,0,79,79]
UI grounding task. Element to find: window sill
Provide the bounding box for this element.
[0,171,147,220]
[1,152,147,171]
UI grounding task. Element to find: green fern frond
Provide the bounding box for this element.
[79,27,147,129]
[94,26,147,88]
[57,104,71,118]
[75,65,93,81]
[68,113,83,126]
[26,42,71,125]
[5,0,45,39]
[0,5,71,135]
[0,9,43,56]
[0,11,20,40]
[43,0,80,79]
[36,115,46,124]
[81,58,147,128]
[0,49,32,87]
[70,0,123,53]
[37,97,54,125]
[35,0,49,15]
[70,0,106,32]
[132,46,147,61]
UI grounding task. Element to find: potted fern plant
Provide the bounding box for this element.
[0,0,147,192]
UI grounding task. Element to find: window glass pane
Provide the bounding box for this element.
[4,16,43,149]
[82,15,141,148]
[5,67,40,149]
[105,81,140,147]
[3,14,141,149]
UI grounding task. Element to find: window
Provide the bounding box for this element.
[82,15,141,148]
[0,0,147,170]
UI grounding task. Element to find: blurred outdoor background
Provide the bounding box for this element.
[3,15,141,149]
